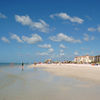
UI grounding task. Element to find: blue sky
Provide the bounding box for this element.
[0,0,100,63]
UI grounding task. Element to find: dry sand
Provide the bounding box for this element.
[30,64,100,83]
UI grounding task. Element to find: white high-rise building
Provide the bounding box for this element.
[74,55,95,63]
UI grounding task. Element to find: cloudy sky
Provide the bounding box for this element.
[0,0,100,63]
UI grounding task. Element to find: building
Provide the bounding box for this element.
[94,55,100,63]
[74,55,95,63]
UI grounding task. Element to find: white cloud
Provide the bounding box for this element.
[91,36,95,40]
[38,44,51,48]
[83,34,89,41]
[37,48,54,56]
[15,15,32,25]
[49,33,81,43]
[60,49,64,53]
[37,43,54,56]
[22,34,42,44]
[10,33,42,44]
[37,52,49,56]
[15,15,49,33]
[48,48,54,53]
[0,13,7,19]
[88,27,96,32]
[1,37,10,43]
[59,44,66,48]
[74,27,79,31]
[59,52,64,56]
[11,34,23,43]
[50,12,84,24]
[74,51,79,55]
[97,26,100,32]
[83,34,95,41]
[59,49,64,56]
[88,26,100,32]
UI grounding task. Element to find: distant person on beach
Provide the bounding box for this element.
[22,62,24,71]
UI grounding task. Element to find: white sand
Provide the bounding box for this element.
[30,64,100,83]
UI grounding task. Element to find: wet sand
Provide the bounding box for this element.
[0,64,100,100]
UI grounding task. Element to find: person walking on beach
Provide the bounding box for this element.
[22,62,24,71]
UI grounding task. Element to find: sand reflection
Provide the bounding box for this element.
[0,65,100,100]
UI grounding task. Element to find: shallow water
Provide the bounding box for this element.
[0,64,100,100]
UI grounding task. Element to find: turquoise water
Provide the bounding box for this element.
[0,64,100,100]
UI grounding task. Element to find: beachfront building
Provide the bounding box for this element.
[94,55,100,63]
[74,55,95,63]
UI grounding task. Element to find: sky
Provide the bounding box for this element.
[0,0,100,63]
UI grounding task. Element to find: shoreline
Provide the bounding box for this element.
[29,64,100,83]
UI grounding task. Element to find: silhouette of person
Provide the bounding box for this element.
[22,62,24,71]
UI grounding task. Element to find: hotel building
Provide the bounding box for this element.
[94,55,100,62]
[74,55,95,63]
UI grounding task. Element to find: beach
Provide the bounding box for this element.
[30,64,100,83]
[1,64,100,100]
